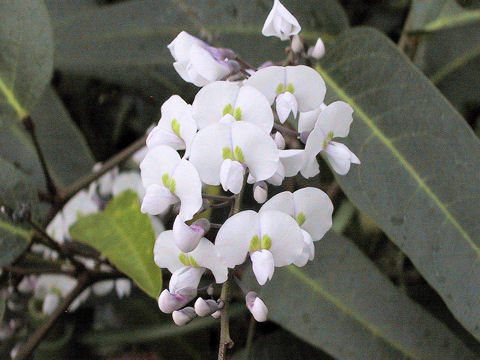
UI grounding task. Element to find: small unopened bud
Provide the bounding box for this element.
[253,182,268,204]
[194,297,219,317]
[273,132,285,150]
[245,291,268,322]
[211,310,222,319]
[172,307,196,326]
[158,289,191,314]
[291,35,303,53]
[173,216,210,253]
[307,38,325,59]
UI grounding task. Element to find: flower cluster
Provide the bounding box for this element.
[141,0,359,325]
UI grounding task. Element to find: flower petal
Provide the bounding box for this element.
[141,184,177,215]
[190,238,228,283]
[279,149,304,177]
[234,85,274,133]
[153,230,183,273]
[140,145,180,188]
[250,250,275,285]
[293,187,333,240]
[244,66,285,105]
[215,210,260,267]
[168,31,204,62]
[189,44,230,83]
[172,159,203,220]
[286,65,326,112]
[298,104,325,133]
[262,0,301,40]
[173,215,204,253]
[314,101,353,138]
[220,159,245,194]
[112,172,145,198]
[260,191,295,216]
[324,141,360,175]
[276,91,298,123]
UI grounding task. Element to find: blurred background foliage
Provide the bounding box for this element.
[1,0,480,359]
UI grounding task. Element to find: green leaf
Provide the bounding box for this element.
[244,233,476,359]
[0,87,95,190]
[0,157,37,266]
[408,0,480,33]
[70,190,162,298]
[50,0,348,95]
[416,23,480,114]
[0,0,54,122]
[315,27,480,340]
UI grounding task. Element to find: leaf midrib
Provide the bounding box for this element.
[285,266,420,360]
[0,75,28,119]
[0,219,31,239]
[315,63,479,258]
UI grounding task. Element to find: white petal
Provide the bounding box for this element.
[301,125,325,178]
[112,172,145,198]
[266,162,285,186]
[244,66,285,105]
[260,191,295,216]
[231,122,279,182]
[262,0,301,40]
[220,159,245,194]
[189,44,230,83]
[173,61,208,86]
[153,230,183,272]
[250,297,268,322]
[173,215,204,253]
[259,210,303,267]
[294,230,314,267]
[158,288,196,314]
[298,105,324,133]
[140,145,180,188]
[308,37,326,59]
[273,132,285,149]
[324,141,360,175]
[195,298,219,317]
[141,184,177,215]
[63,190,98,234]
[279,149,304,177]
[215,210,260,268]
[92,280,114,296]
[189,122,231,185]
[167,31,204,62]
[46,213,66,244]
[234,85,274,133]
[276,91,298,123]
[253,181,268,204]
[146,125,185,150]
[169,266,205,294]
[294,187,333,240]
[286,65,326,112]
[300,157,320,178]
[150,216,165,236]
[190,238,228,283]
[172,307,196,326]
[314,101,353,138]
[192,81,240,129]
[172,159,203,221]
[250,250,275,285]
[115,279,131,298]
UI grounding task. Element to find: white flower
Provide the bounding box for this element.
[262,0,301,41]
[308,37,325,59]
[172,307,197,326]
[140,145,202,220]
[194,297,220,317]
[246,66,326,123]
[168,31,232,87]
[189,116,279,193]
[172,216,210,253]
[158,267,203,313]
[302,101,360,177]
[192,81,273,133]
[146,95,197,156]
[215,210,303,285]
[245,291,268,322]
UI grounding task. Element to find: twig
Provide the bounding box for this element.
[203,194,234,202]
[326,181,340,200]
[235,56,257,71]
[244,315,256,360]
[59,134,147,203]
[22,115,57,197]
[273,123,299,138]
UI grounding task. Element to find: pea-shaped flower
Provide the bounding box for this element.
[189,115,279,194]
[262,0,301,41]
[215,210,304,285]
[192,81,273,134]
[245,65,326,123]
[146,95,197,156]
[140,145,202,220]
[303,101,360,177]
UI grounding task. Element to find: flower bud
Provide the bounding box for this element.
[291,35,303,53]
[158,289,196,314]
[308,38,325,59]
[253,182,268,204]
[250,250,275,285]
[172,307,197,326]
[262,0,301,41]
[194,297,220,317]
[276,91,298,123]
[220,159,245,194]
[273,132,285,150]
[173,216,210,252]
[245,292,268,322]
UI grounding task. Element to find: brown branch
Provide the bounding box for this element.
[273,123,300,138]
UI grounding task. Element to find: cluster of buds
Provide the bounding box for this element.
[140,0,360,325]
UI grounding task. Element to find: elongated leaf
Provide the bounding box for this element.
[51,0,348,95]
[244,232,476,359]
[70,190,162,298]
[408,0,480,33]
[315,27,480,340]
[0,0,54,123]
[0,157,37,266]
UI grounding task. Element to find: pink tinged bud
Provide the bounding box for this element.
[250,250,275,285]
[158,289,196,314]
[141,184,178,215]
[42,293,60,315]
[308,38,325,59]
[220,159,245,194]
[194,297,220,317]
[276,92,298,124]
[273,132,285,150]
[172,307,197,326]
[245,291,268,322]
[253,182,268,204]
[173,216,210,253]
[291,35,303,53]
[211,310,222,319]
